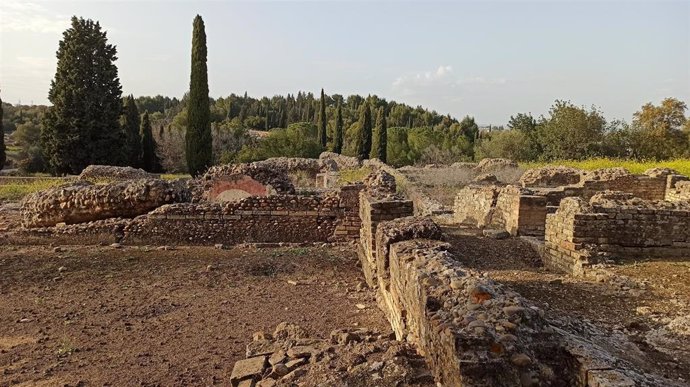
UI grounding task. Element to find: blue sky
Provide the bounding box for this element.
[1,0,688,125]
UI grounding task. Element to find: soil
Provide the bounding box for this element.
[0,244,389,386]
[443,225,690,384]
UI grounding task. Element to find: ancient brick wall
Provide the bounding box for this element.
[364,216,648,386]
[545,193,690,275]
[454,185,547,237]
[358,193,414,287]
[122,185,364,245]
[665,175,690,202]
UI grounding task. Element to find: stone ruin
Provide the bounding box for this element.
[11,157,690,386]
[454,165,690,276]
[78,164,159,181]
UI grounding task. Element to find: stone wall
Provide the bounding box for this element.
[454,185,547,236]
[358,193,414,287]
[456,168,685,237]
[544,192,690,276]
[20,179,189,228]
[361,214,660,386]
[122,185,364,245]
[665,175,690,202]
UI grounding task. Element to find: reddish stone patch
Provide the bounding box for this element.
[209,175,269,202]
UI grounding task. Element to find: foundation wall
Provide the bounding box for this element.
[544,196,690,275]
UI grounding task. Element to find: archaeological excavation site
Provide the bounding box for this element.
[1,155,689,386]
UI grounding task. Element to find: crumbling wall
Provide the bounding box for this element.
[545,192,690,275]
[665,174,690,202]
[20,179,189,228]
[123,185,364,245]
[358,193,414,286]
[78,165,159,181]
[454,185,547,236]
[519,166,582,188]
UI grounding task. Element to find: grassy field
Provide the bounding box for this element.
[521,158,690,176]
[0,178,66,201]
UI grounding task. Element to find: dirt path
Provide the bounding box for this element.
[442,226,690,384]
[0,245,388,386]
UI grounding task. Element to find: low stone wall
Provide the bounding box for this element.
[20,179,189,228]
[122,185,364,245]
[78,165,158,181]
[544,192,690,275]
[362,213,661,385]
[456,168,685,238]
[665,175,690,202]
[454,185,547,236]
[358,193,414,286]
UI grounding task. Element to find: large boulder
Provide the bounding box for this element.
[519,166,583,188]
[21,179,189,228]
[78,165,158,181]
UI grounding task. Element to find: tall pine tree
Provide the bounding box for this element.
[375,106,387,162]
[185,15,212,177]
[140,111,159,172]
[355,102,372,160]
[318,88,327,147]
[332,101,343,154]
[121,95,141,167]
[0,93,5,170]
[42,17,123,175]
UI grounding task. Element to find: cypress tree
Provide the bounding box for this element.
[185,14,212,177]
[121,95,141,167]
[355,102,372,160]
[0,93,5,170]
[375,107,387,162]
[42,16,123,175]
[140,111,160,172]
[318,88,327,147]
[332,101,343,154]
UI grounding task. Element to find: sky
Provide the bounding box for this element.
[0,0,688,125]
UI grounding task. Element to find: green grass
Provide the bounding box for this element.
[521,158,690,177]
[161,173,191,180]
[0,179,66,201]
[338,166,373,185]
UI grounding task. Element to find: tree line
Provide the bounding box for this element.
[2,15,689,175]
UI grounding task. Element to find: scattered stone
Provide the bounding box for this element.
[110,243,122,249]
[230,356,267,387]
[355,303,367,310]
[57,266,67,273]
[511,353,532,367]
[287,280,299,286]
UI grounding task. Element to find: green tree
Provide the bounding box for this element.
[140,111,160,172]
[630,98,688,159]
[474,130,536,161]
[121,95,141,167]
[42,16,123,175]
[536,100,605,160]
[185,15,212,177]
[318,88,327,147]
[0,93,5,170]
[355,102,372,160]
[333,101,343,154]
[375,107,387,162]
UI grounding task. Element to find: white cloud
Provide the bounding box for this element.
[0,1,69,33]
[392,65,506,97]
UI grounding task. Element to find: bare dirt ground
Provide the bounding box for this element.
[443,225,690,384]
[0,244,389,386]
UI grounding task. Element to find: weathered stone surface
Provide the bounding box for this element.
[78,165,159,181]
[519,166,582,188]
[201,162,295,200]
[318,152,361,171]
[20,179,189,228]
[230,356,267,387]
[472,173,500,184]
[544,193,690,275]
[475,158,518,172]
[363,169,397,198]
